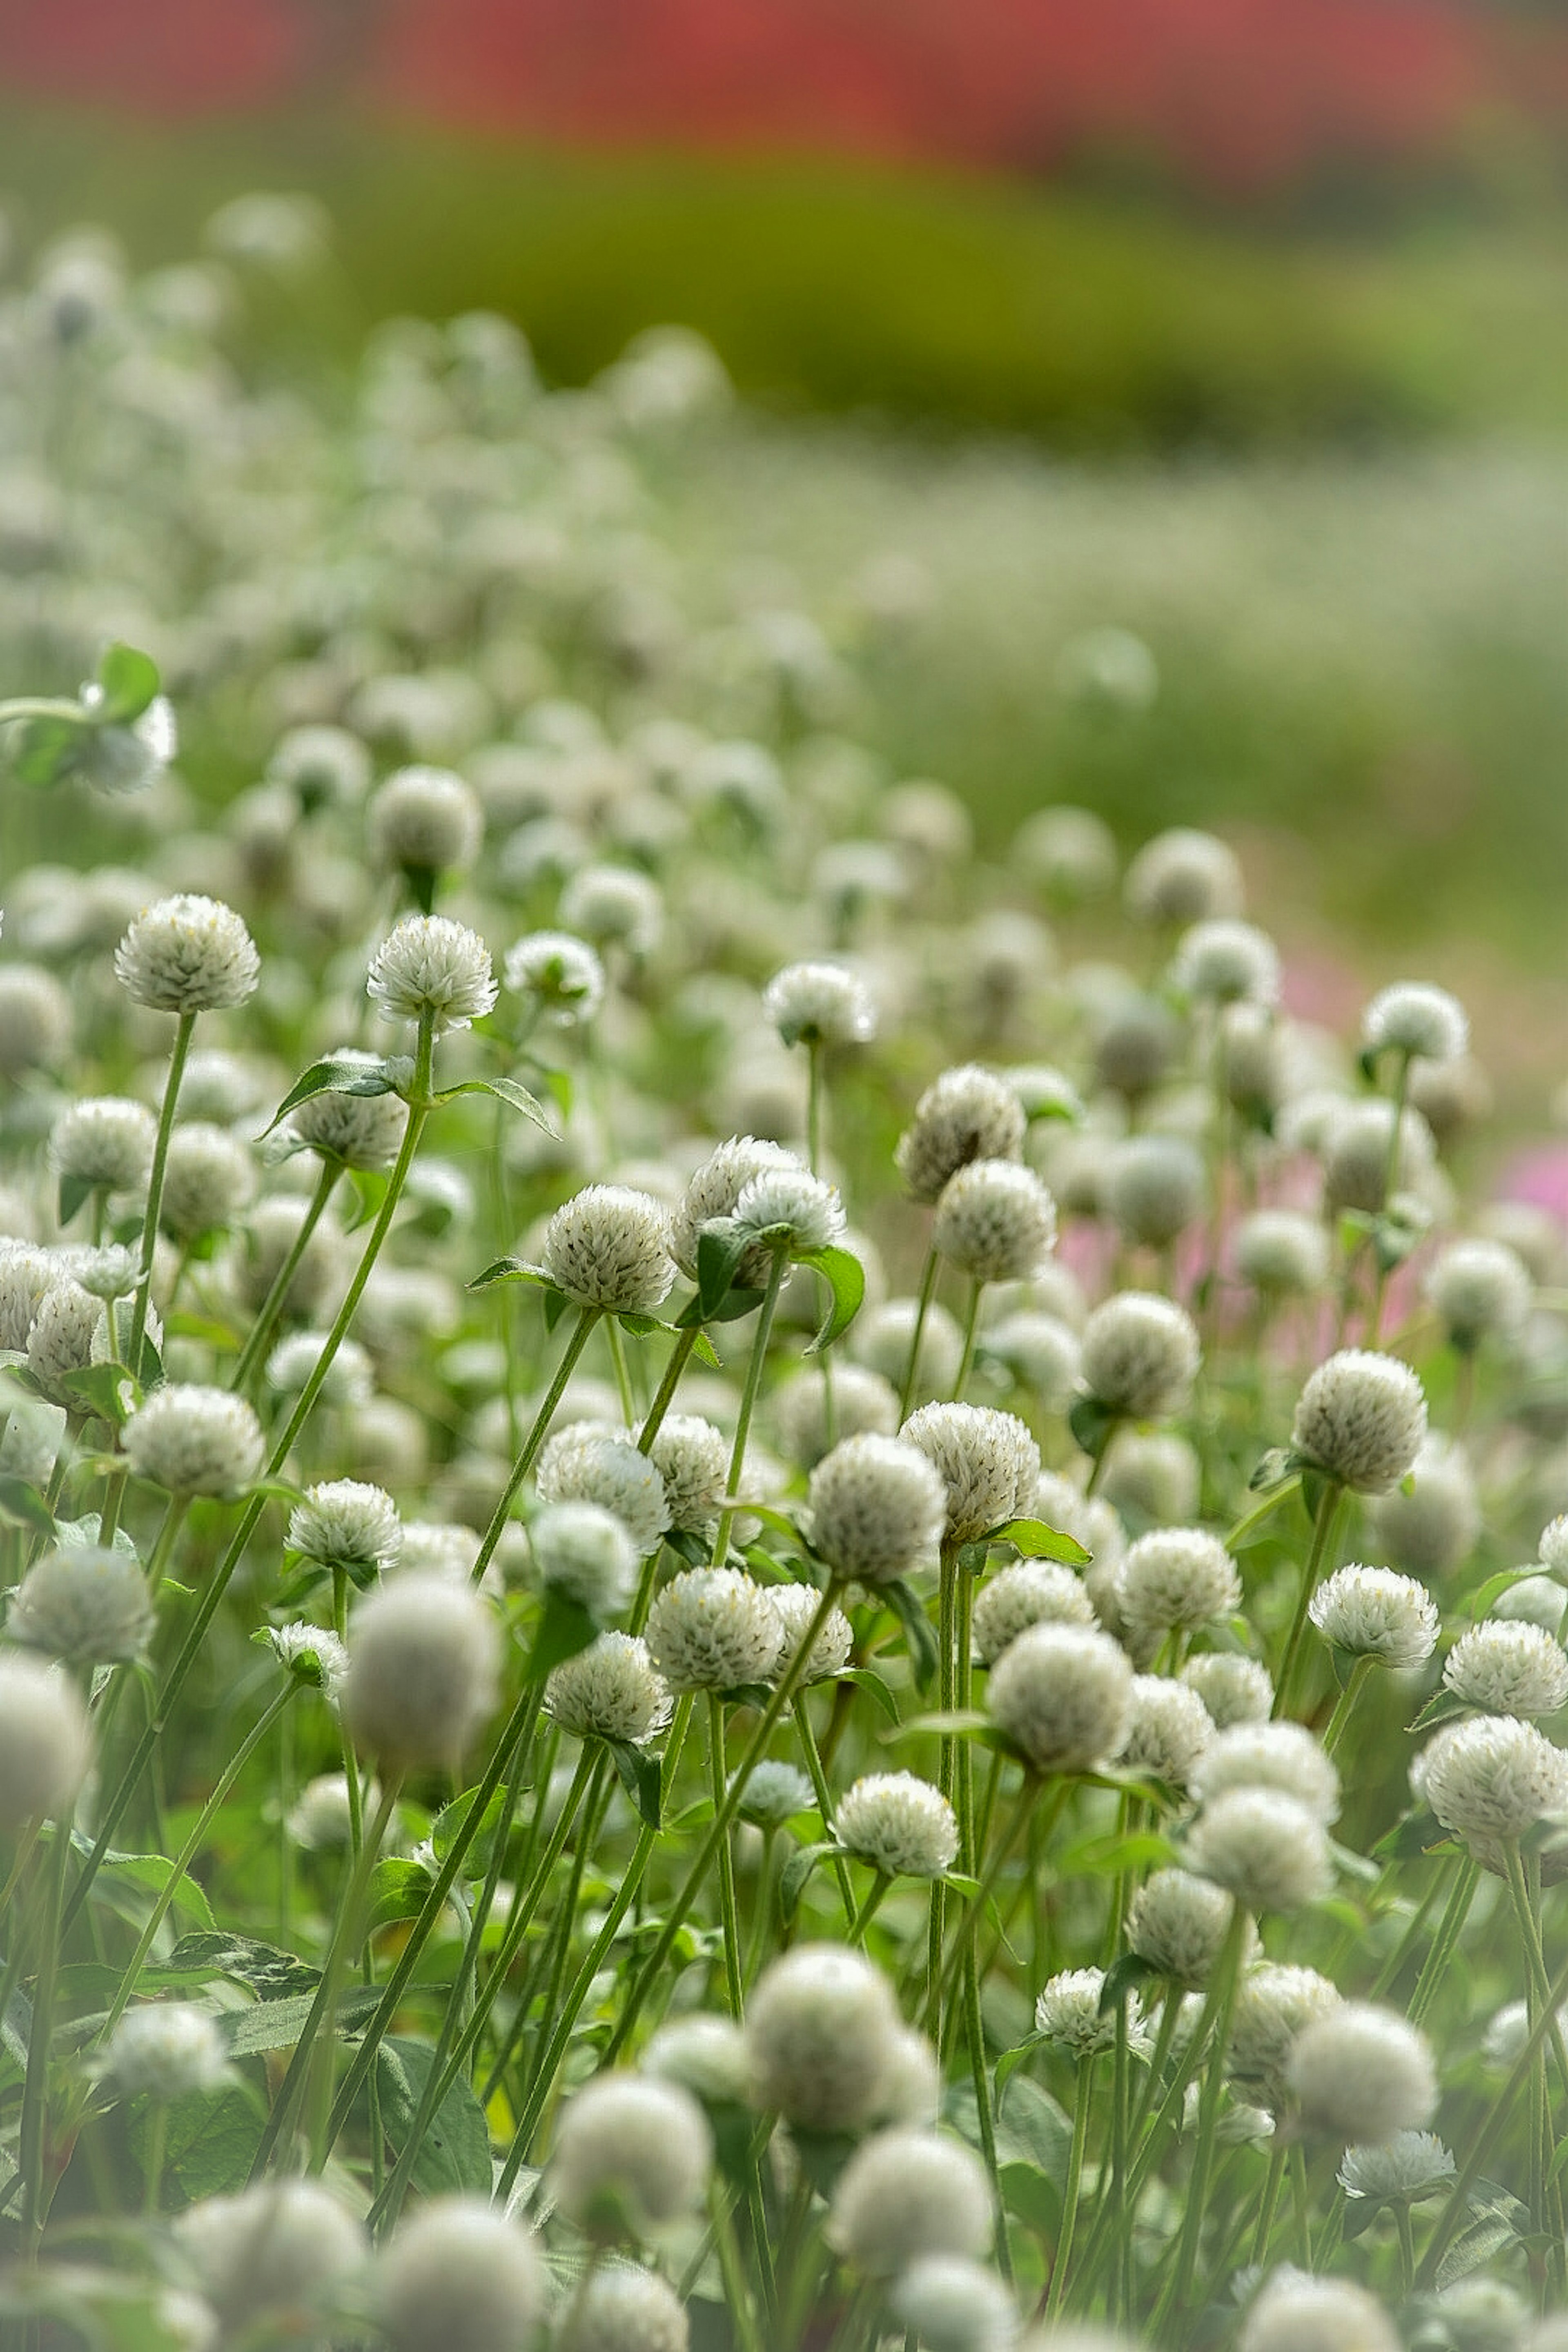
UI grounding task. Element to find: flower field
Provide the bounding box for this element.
[0,195,1567,2352]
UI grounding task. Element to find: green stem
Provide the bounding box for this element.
[1407,1860,1478,2028]
[951,1278,982,1401]
[793,1693,859,1924]
[1251,2138,1289,2267]
[711,1244,789,1566]
[1367,1051,1412,1345]
[897,1244,941,1422]
[469,1305,602,1588]
[708,1695,745,2016]
[1272,1479,1344,1719]
[1320,1654,1374,1757]
[806,1040,824,1174]
[605,1313,637,1425]
[846,1873,891,1949]
[638,1323,699,1454]
[18,1822,69,2255]
[1045,2058,1096,2318]
[1396,2201,1416,2301]
[127,1010,197,1374]
[229,1157,338,1394]
[1149,1911,1249,2340]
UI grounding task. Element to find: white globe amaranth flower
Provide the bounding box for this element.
[1363,980,1468,1065]
[1115,1528,1241,1662]
[285,1047,408,1171]
[267,1621,347,1696]
[774,1363,898,1468]
[1179,1650,1274,1727]
[0,1652,91,1827]
[642,1414,730,1533]
[1417,1715,1568,1852]
[933,1159,1056,1286]
[1482,1999,1568,2070]
[852,1294,966,1395]
[266,1330,374,1408]
[745,1942,903,2131]
[541,1183,676,1315]
[503,929,606,1025]
[1321,1097,1436,1218]
[1124,827,1244,926]
[1310,1564,1439,1670]
[396,1520,481,1579]
[645,1567,782,1692]
[7,1544,154,1666]
[25,1277,104,1402]
[107,2002,229,2102]
[1338,2129,1455,2203]
[668,1136,805,1287]
[769,1580,854,1682]
[122,1383,265,1499]
[1193,1723,1340,1824]
[1103,1136,1206,1251]
[1235,1209,1330,1299]
[1290,1350,1427,1495]
[644,2014,750,2107]
[550,2071,712,2237]
[1186,1788,1332,1914]
[891,2256,1018,2352]
[175,2180,364,2336]
[740,1758,815,1826]
[546,1633,671,1745]
[837,1771,958,1879]
[1127,1866,1236,1982]
[287,1479,402,1577]
[1285,2001,1437,2141]
[531,1500,638,1621]
[1078,1292,1200,1421]
[1493,1576,1567,1637]
[536,1425,670,1556]
[900,1402,1040,1545]
[559,862,664,956]
[366,913,498,1034]
[972,1561,1096,1664]
[1013,802,1118,900]
[763,958,877,1048]
[376,2196,544,2352]
[981,1310,1080,1412]
[0,964,71,1073]
[49,1094,158,1196]
[1241,2271,1400,2352]
[1118,1675,1212,1786]
[1229,1965,1343,2106]
[159,1122,256,1242]
[1438,2281,1532,2352]
[1427,1237,1532,1352]
[367,763,481,874]
[807,1433,947,1586]
[0,1244,57,1352]
[1443,1619,1568,1719]
[288,1768,372,1853]
[1541,1516,1568,1577]
[830,2127,992,2275]
[114,894,261,1015]
[1170,916,1279,1007]
[872,2026,943,2127]
[1098,1430,1200,1527]
[1365,1437,1480,1579]
[895,1064,1026,1203]
[730,1165,846,1259]
[267,721,370,808]
[342,1572,500,1773]
[987,1624,1132,1775]
[1036,1967,1144,2058]
[555,2261,690,2352]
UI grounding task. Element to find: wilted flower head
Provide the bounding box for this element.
[1285,2002,1437,2141]
[645,1567,782,1692]
[933,1158,1056,1284]
[1291,1350,1427,1495]
[1363,980,1468,1065]
[763,958,877,1047]
[829,2127,993,2275]
[807,1432,947,1585]
[837,1771,958,1879]
[987,1623,1132,1774]
[366,913,497,1034]
[1078,1291,1200,1421]
[550,2071,712,2238]
[546,1632,671,1745]
[122,1383,265,1499]
[342,1573,500,1772]
[1443,1619,1568,1718]
[7,1544,154,1666]
[1310,1564,1439,1670]
[895,1064,1026,1203]
[900,1402,1040,1544]
[541,1184,676,1314]
[115,894,260,1014]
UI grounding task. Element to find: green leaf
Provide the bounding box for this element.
[432,1074,553,1131]
[528,1587,599,1678]
[543,1285,570,1333]
[801,1245,866,1352]
[1465,1566,1546,1619]
[158,1933,318,2000]
[678,1282,766,1328]
[432,1783,513,1878]
[1099,1951,1161,2010]
[982,1516,1091,1566]
[883,1578,940,1694]
[884,1709,994,1743]
[131,2082,261,2204]
[367,1858,434,1935]
[7,712,88,786]
[1247,1446,1302,1495]
[467,1256,554,1293]
[95,642,160,724]
[697,1223,753,1320]
[839,1666,901,1724]
[605,1737,664,1829]
[1068,1394,1120,1459]
[1406,1692,1468,1735]
[780,1842,839,1922]
[56,1171,98,1228]
[0,1477,55,1536]
[375,2035,492,2194]
[1061,1829,1174,1879]
[616,1312,665,1337]
[222,1984,383,2059]
[61,1361,138,1426]
[995,2036,1043,2096]
[263,1056,399,1135]
[1436,2214,1519,2289]
[90,1850,215,1933]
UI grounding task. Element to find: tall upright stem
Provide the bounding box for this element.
[898,1244,940,1422]
[468,1305,601,1588]
[710,1244,788,1566]
[127,1010,196,1373]
[229,1157,339,1394]
[1273,1480,1343,1719]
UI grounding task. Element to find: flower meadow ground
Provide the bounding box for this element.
[2,201,1568,2352]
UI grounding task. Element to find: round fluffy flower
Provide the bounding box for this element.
[25,1278,104,1402]
[114,895,260,1014]
[645,1568,783,1692]
[268,1621,347,1697]
[1443,1620,1568,1718]
[1290,1350,1427,1495]
[0,1245,56,1352]
[981,1310,1080,1411]
[1235,1209,1331,1299]
[1310,1565,1439,1671]
[49,1095,157,1196]
[987,1624,1132,1774]
[555,2263,690,2352]
[1116,1529,1240,1661]
[1192,1724,1340,1824]
[1285,2002,1436,2141]
[668,1136,804,1287]
[1118,1675,1213,1786]
[1229,1966,1343,2107]
[1036,1967,1141,2058]
[531,1500,638,1621]
[837,1772,958,1879]
[342,1573,500,1772]
[852,1295,966,1395]
[1541,1517,1568,1577]
[1428,1238,1532,1351]
[536,1425,670,1556]
[1078,1292,1200,1421]
[1363,980,1468,1065]
[1104,1136,1205,1251]
[933,1160,1056,1285]
[287,1480,402,1577]
[368,764,481,874]
[643,1414,730,1533]
[366,913,498,1033]
[0,965,70,1073]
[1099,1432,1201,1526]
[1171,917,1279,1007]
[895,1065,1026,1203]
[376,2197,544,2352]
[1322,1099,1435,1217]
[774,1363,899,1468]
[1492,1577,1567,1637]
[1124,828,1244,926]
[745,1943,903,2131]
[122,1383,264,1498]
[286,1048,408,1170]
[0,1653,91,1827]
[267,1330,373,1407]
[972,1561,1096,1664]
[644,2014,750,2107]
[763,959,877,1048]
[730,1167,846,1258]
[503,930,605,1025]
[1417,1715,1568,1850]
[175,2180,364,2335]
[890,2256,1018,2352]
[1127,1866,1236,1983]
[541,1185,675,1314]
[7,1544,153,1666]
[1338,2130,1455,2203]
[546,1633,671,1745]
[107,2003,228,2101]
[831,2128,992,2276]
[1186,1789,1332,1914]
[159,1123,255,1240]
[769,1581,854,1682]
[807,1433,947,1586]
[900,1403,1040,1545]
[1180,1652,1273,1727]
[741,1760,816,1826]
[1365,1439,1480,1579]
[559,862,663,956]
[550,2073,712,2237]
[1242,2272,1400,2352]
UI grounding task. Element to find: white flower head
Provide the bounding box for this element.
[267,1621,348,1698]
[1180,1651,1274,1728]
[643,1414,730,1534]
[1116,1528,1240,1661]
[668,1135,805,1286]
[768,1581,854,1682]
[1127,1867,1236,1983]
[744,1943,902,2132]
[375,2198,544,2352]
[287,1480,402,1577]
[550,2072,712,2239]
[531,1499,638,1621]
[730,1166,846,1259]
[7,1544,154,1667]
[1241,2271,1400,2352]
[107,2003,229,2103]
[1117,1675,1213,1787]
[1338,2129,1456,2203]
[122,1384,265,1499]
[559,862,664,956]
[890,2256,1018,2352]
[807,1432,947,1586]
[555,2263,689,2352]
[1104,1135,1206,1251]
[1417,1714,1568,1852]
[49,1095,158,1195]
[829,2127,992,2275]
[645,1568,782,1692]
[536,1423,670,1556]
[174,2180,364,2336]
[1235,1209,1331,1299]
[285,1047,408,1172]
[972,1560,1096,1664]
[366,913,497,1034]
[541,1183,676,1314]
[775,1362,899,1469]
[837,1772,958,1879]
[1443,1620,1568,1719]
[342,1574,499,1773]
[1310,1564,1439,1670]
[546,1632,671,1745]
[900,1402,1040,1545]
[266,1330,374,1408]
[367,764,481,874]
[1427,1238,1532,1351]
[1186,1788,1332,1914]
[0,1652,91,1827]
[895,1064,1026,1203]
[1365,1436,1479,1579]
[1229,1966,1343,2109]
[1079,1291,1200,1421]
[1363,980,1468,1065]
[1171,917,1280,1007]
[933,1159,1057,1285]
[1291,1350,1427,1495]
[763,958,877,1048]
[1285,2002,1437,2142]
[503,929,605,1025]
[114,894,260,1015]
[741,1758,816,1826]
[986,1623,1132,1775]
[1036,1967,1145,2058]
[1125,827,1244,926]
